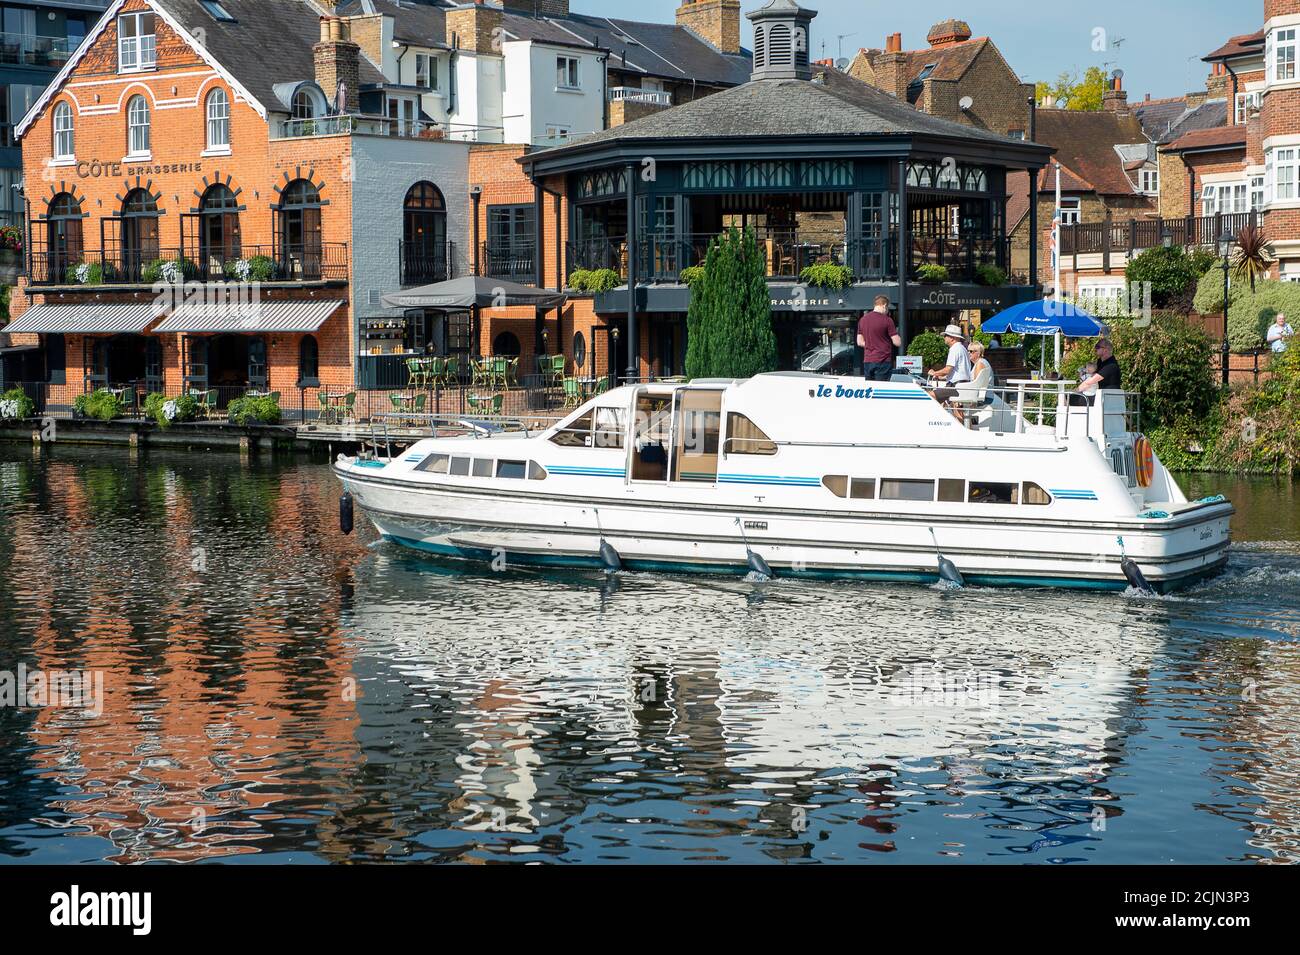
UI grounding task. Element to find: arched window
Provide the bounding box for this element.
[277,179,322,279]
[126,94,150,155]
[492,331,521,357]
[292,89,316,119]
[206,88,230,150]
[402,181,447,284]
[53,102,74,159]
[199,184,241,274]
[120,188,159,280]
[46,192,83,280]
[298,335,319,384]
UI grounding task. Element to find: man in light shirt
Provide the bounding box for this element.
[1267,312,1293,353]
[927,323,972,401]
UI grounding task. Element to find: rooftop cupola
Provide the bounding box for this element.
[747,0,817,81]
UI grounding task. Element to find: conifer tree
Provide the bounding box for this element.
[684,227,777,379]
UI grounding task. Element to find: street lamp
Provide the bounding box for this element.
[1218,229,1233,388]
[1161,224,1173,249]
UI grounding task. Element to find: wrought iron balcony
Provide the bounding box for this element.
[26,243,350,286]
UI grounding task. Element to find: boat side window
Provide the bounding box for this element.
[416,453,450,474]
[1022,482,1052,505]
[938,479,965,503]
[529,461,548,481]
[672,390,723,483]
[472,458,493,478]
[550,411,593,448]
[593,407,625,449]
[496,460,527,480]
[450,456,471,476]
[969,481,1018,504]
[822,475,848,497]
[851,478,876,500]
[881,479,935,502]
[630,393,673,482]
[724,413,777,456]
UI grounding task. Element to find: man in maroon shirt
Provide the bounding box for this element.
[857,295,902,381]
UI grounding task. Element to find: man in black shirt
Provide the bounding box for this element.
[1076,337,1122,396]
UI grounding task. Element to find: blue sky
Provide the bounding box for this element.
[577,1,1259,100]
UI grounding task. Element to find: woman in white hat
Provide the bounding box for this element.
[927,324,973,400]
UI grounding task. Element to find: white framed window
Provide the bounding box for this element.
[127,94,150,156]
[53,101,74,160]
[1273,28,1297,83]
[1201,183,1218,215]
[415,53,437,90]
[544,124,570,143]
[206,88,230,150]
[1229,182,1248,212]
[386,96,417,136]
[1059,197,1081,226]
[1272,147,1298,202]
[1251,174,1265,210]
[556,55,580,91]
[1235,90,1262,124]
[1140,167,1159,194]
[292,89,317,120]
[118,12,156,73]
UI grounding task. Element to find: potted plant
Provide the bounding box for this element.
[0,225,23,284]
[917,264,949,284]
[798,262,854,290]
[0,387,35,421]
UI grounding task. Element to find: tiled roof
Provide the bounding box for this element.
[532,65,1040,153]
[1161,124,1247,152]
[154,0,387,110]
[1135,97,1228,144]
[858,37,990,87]
[1203,30,1265,62]
[1031,109,1149,196]
[340,0,448,47]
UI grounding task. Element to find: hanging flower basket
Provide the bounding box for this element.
[0,226,23,284]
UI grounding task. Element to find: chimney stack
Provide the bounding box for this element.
[314,16,360,113]
[501,0,571,15]
[445,0,505,55]
[676,0,742,55]
[885,32,902,53]
[1102,73,1129,112]
[926,18,971,48]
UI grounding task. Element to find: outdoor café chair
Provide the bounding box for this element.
[562,376,582,408]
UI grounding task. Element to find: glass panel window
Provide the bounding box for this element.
[415,53,437,90]
[416,454,450,474]
[127,95,150,155]
[822,475,848,497]
[206,88,230,149]
[1273,148,1298,202]
[472,458,493,478]
[630,393,673,482]
[1275,28,1297,82]
[449,457,471,477]
[969,481,1019,504]
[593,407,625,449]
[1251,175,1265,211]
[53,102,74,159]
[118,12,156,72]
[556,55,580,90]
[1059,197,1081,226]
[1140,168,1158,194]
[938,479,965,502]
[550,411,593,447]
[528,461,548,481]
[850,478,876,500]
[496,460,527,480]
[724,413,776,455]
[1022,482,1051,505]
[880,479,935,502]
[1201,183,1218,216]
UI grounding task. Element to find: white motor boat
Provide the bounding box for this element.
[334,372,1232,592]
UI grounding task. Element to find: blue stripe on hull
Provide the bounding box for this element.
[379,534,1225,594]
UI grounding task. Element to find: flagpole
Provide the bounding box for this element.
[1053,161,1063,371]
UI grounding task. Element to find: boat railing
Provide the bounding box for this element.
[965,380,1140,440]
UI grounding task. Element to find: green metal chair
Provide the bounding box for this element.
[467,392,504,416]
[562,376,582,408]
[506,357,519,388]
[550,354,567,387]
[412,392,427,423]
[441,356,460,389]
[267,391,281,406]
[490,356,508,388]
[592,377,610,396]
[406,358,425,389]
[342,392,357,423]
[317,392,333,424]
[427,356,445,389]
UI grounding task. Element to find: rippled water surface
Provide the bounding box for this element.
[1,446,1298,864]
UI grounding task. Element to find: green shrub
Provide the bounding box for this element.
[974,264,1008,287]
[678,265,706,286]
[227,394,282,426]
[222,254,277,283]
[1125,245,1206,307]
[144,392,199,429]
[566,268,621,294]
[1109,314,1218,429]
[73,389,125,422]
[1060,339,1097,382]
[916,264,949,284]
[907,331,949,371]
[0,386,35,420]
[798,262,853,290]
[142,257,198,284]
[65,260,109,285]
[971,329,1021,349]
[1193,274,1300,351]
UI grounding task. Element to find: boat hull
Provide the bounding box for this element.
[340,469,1232,593]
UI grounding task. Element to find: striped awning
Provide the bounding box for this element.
[152,300,344,334]
[4,303,158,335]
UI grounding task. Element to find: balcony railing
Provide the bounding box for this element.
[1060,211,1260,257]
[608,87,672,107]
[480,241,537,283]
[27,243,350,286]
[566,230,1011,286]
[401,240,454,286]
[0,32,73,68]
[273,114,448,141]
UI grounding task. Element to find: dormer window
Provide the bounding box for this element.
[292,89,318,120]
[1139,167,1158,195]
[118,12,156,73]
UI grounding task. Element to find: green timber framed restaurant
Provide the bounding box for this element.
[517,0,1053,382]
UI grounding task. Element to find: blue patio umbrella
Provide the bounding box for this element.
[981,299,1106,377]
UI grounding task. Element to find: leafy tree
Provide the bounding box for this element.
[684,227,777,379]
[1125,245,1205,309]
[1035,66,1108,111]
[1110,315,1218,428]
[1192,272,1300,351]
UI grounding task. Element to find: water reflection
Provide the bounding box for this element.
[1,446,1298,864]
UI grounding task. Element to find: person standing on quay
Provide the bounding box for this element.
[1268,312,1293,353]
[858,295,902,381]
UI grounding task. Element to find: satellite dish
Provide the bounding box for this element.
[959,95,973,110]
[835,57,850,70]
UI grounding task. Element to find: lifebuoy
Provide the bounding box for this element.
[1134,435,1155,488]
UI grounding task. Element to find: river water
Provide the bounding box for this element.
[0,446,1297,865]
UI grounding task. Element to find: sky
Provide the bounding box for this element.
[573,0,1259,101]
